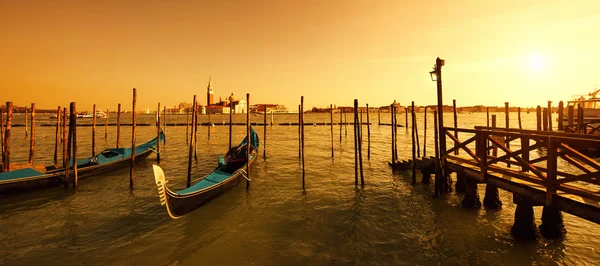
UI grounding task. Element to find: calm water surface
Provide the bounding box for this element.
[0,112,598,265]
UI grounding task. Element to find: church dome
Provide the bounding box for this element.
[228,93,237,102]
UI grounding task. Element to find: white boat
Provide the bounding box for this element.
[563,88,600,121]
[257,105,298,114]
[77,110,106,118]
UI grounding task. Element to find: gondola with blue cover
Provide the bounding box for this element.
[153,127,259,219]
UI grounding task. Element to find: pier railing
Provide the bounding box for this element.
[442,126,600,205]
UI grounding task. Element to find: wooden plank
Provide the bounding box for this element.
[445,132,479,163]
[444,134,477,156]
[561,143,600,171]
[487,135,546,180]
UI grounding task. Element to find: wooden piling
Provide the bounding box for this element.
[366,104,370,160]
[264,103,267,158]
[356,100,364,185]
[405,109,408,132]
[567,105,574,129]
[423,107,427,157]
[163,106,167,142]
[71,102,78,188]
[104,109,108,139]
[548,101,553,131]
[518,107,522,129]
[66,103,74,187]
[330,104,334,158]
[116,103,121,148]
[413,102,420,158]
[3,102,12,172]
[411,101,416,185]
[453,99,458,155]
[339,109,342,142]
[156,103,161,163]
[492,115,498,157]
[558,101,564,131]
[301,97,305,189]
[353,100,358,186]
[377,108,380,126]
[229,101,233,149]
[298,105,301,158]
[390,104,395,165]
[536,105,542,131]
[393,106,398,160]
[130,88,137,188]
[54,107,61,165]
[194,100,198,162]
[247,93,251,188]
[187,95,196,188]
[25,109,28,137]
[62,107,67,169]
[92,104,96,157]
[543,108,548,131]
[505,102,510,166]
[433,110,440,197]
[578,104,584,134]
[186,107,190,146]
[29,103,35,163]
[0,107,4,171]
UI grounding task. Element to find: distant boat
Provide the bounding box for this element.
[257,105,298,114]
[77,109,106,118]
[0,132,164,194]
[562,88,600,121]
[153,127,259,219]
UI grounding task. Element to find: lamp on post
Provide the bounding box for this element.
[431,57,448,194]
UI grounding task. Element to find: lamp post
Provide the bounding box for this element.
[430,57,447,193]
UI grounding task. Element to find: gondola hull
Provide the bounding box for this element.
[155,157,253,219]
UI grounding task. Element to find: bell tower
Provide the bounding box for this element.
[207,77,214,106]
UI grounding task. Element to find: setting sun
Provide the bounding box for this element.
[526,54,546,72]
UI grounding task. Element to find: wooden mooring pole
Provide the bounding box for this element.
[130,89,137,188]
[548,101,553,131]
[339,109,342,143]
[491,115,498,157]
[0,107,4,172]
[393,105,398,161]
[194,100,198,162]
[505,102,510,168]
[366,104,370,160]
[246,93,251,188]
[229,101,233,149]
[25,109,28,137]
[405,108,408,132]
[578,104,584,134]
[54,106,61,165]
[433,110,440,196]
[414,102,420,158]
[66,103,74,187]
[71,102,78,188]
[377,108,380,126]
[29,103,35,163]
[558,101,564,131]
[104,109,108,139]
[186,107,190,146]
[567,105,574,129]
[208,113,211,138]
[301,97,305,189]
[536,105,542,131]
[390,104,395,165]
[298,105,301,158]
[353,99,359,186]
[163,106,167,143]
[453,99,458,155]
[116,103,121,148]
[518,107,522,130]
[62,107,67,169]
[4,102,12,172]
[411,101,416,185]
[156,103,161,163]
[92,104,96,157]
[543,108,548,131]
[357,100,364,185]
[423,107,427,157]
[330,104,334,158]
[264,105,267,158]
[187,95,197,188]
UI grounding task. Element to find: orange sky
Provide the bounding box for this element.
[1,0,599,111]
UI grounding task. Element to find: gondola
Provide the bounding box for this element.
[153,127,259,219]
[0,131,164,194]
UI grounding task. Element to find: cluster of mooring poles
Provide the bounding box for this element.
[297,97,371,190]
